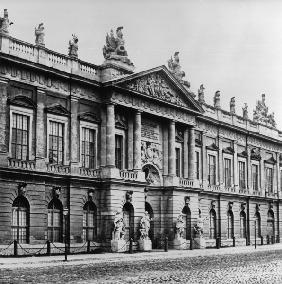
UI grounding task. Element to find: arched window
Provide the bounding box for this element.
[47,198,63,242]
[240,211,247,238]
[209,209,216,239]
[12,196,29,243]
[227,210,234,239]
[182,206,191,240]
[123,203,134,240]
[267,210,274,237]
[255,212,261,238]
[83,201,97,241]
[145,202,154,242]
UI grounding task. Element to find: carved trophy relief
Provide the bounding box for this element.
[141,141,162,169]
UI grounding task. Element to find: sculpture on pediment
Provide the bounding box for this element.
[168,52,190,88]
[35,23,45,46]
[214,91,221,109]
[125,73,185,107]
[253,94,276,128]
[175,214,185,239]
[141,141,162,169]
[0,9,12,35]
[242,103,248,119]
[230,97,235,114]
[103,27,133,65]
[139,211,152,240]
[198,84,205,104]
[142,164,161,186]
[68,34,78,59]
[112,212,125,240]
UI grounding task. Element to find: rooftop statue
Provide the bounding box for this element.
[230,97,235,114]
[214,90,221,109]
[198,84,205,104]
[35,23,45,47]
[168,52,190,88]
[103,27,133,65]
[242,103,248,119]
[68,34,78,59]
[253,94,276,128]
[0,9,13,35]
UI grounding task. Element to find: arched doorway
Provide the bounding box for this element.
[267,210,274,238]
[47,198,63,242]
[240,211,247,239]
[145,202,154,245]
[182,206,191,240]
[123,202,134,241]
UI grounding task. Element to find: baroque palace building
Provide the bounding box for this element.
[0,10,282,249]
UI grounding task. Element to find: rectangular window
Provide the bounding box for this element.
[208,155,216,185]
[49,121,64,164]
[176,148,181,177]
[224,158,232,187]
[115,135,123,169]
[252,164,259,191]
[239,161,246,189]
[265,167,273,193]
[81,127,96,169]
[11,113,29,160]
[195,151,200,179]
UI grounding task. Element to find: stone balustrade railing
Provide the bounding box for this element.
[120,170,139,181]
[79,167,101,178]
[46,164,70,174]
[8,158,35,170]
[0,35,99,81]
[179,178,194,188]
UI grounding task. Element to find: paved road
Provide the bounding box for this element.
[1,249,282,283]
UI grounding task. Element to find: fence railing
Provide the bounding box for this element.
[8,158,36,170]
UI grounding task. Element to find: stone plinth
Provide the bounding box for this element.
[138,239,152,251]
[111,239,127,253]
[173,238,187,250]
[193,237,206,249]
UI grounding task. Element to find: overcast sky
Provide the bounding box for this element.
[2,0,282,128]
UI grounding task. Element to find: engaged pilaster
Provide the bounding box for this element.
[188,127,195,180]
[70,96,79,174]
[168,120,176,176]
[106,103,115,167]
[183,128,189,178]
[133,111,141,170]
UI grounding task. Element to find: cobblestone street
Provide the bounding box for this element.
[1,248,282,283]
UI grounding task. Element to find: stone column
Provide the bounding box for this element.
[183,128,189,178]
[0,77,9,167]
[233,142,238,187]
[106,103,115,167]
[133,111,141,170]
[188,127,195,180]
[276,153,280,198]
[100,107,107,167]
[247,146,252,193]
[168,120,176,176]
[70,96,79,174]
[260,149,265,196]
[218,138,223,186]
[127,117,133,170]
[202,133,207,185]
[35,88,46,170]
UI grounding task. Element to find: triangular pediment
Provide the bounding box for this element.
[79,112,101,123]
[45,104,70,116]
[106,66,203,114]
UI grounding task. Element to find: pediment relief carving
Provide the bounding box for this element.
[222,146,234,155]
[121,72,187,107]
[206,143,219,151]
[115,113,127,129]
[45,104,70,116]
[250,148,261,161]
[8,95,36,109]
[78,112,101,124]
[264,156,277,165]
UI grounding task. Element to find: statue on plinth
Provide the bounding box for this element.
[168,52,190,88]
[230,97,235,114]
[103,27,133,65]
[242,103,248,119]
[214,90,221,109]
[198,84,205,104]
[175,214,185,239]
[68,34,78,59]
[112,211,125,240]
[0,9,12,35]
[139,211,152,240]
[35,23,45,47]
[253,94,276,128]
[194,216,205,237]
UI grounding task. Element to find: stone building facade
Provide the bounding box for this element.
[0,15,282,249]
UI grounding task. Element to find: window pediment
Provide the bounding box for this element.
[8,95,36,109]
[79,112,101,124]
[206,143,219,151]
[45,104,70,116]
[250,148,261,161]
[264,156,277,165]
[223,146,234,155]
